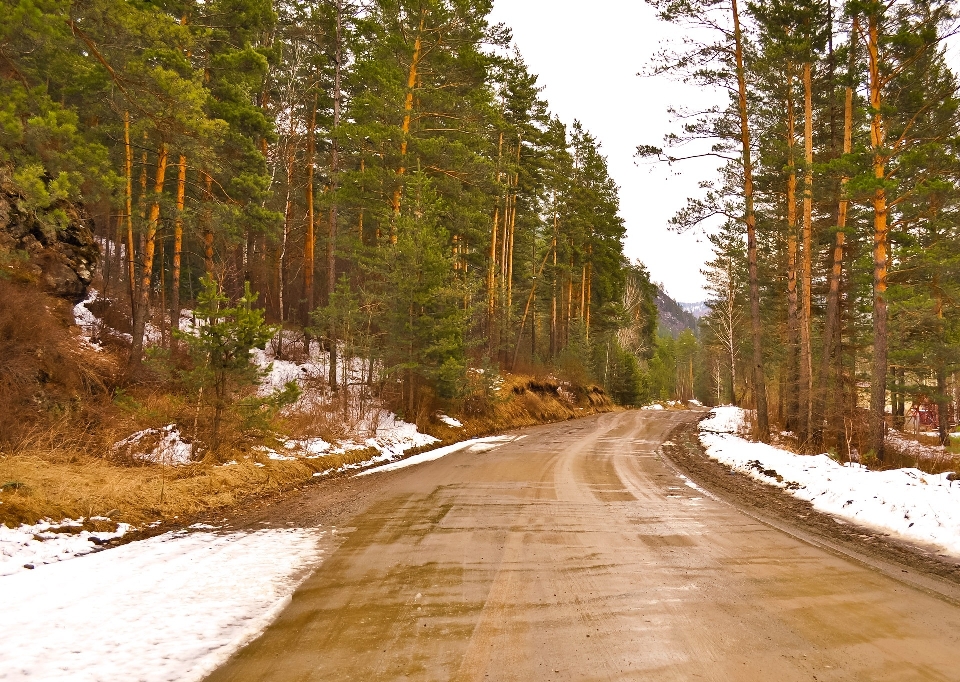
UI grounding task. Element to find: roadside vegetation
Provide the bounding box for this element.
[641,0,960,466]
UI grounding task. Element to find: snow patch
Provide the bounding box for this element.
[357,435,524,476]
[0,527,324,681]
[642,404,665,411]
[699,407,960,557]
[113,425,193,465]
[438,414,463,428]
[73,289,102,351]
[0,518,132,577]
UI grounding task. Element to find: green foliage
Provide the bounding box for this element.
[174,277,288,452]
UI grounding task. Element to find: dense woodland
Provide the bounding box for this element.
[1,0,668,434]
[644,0,960,458]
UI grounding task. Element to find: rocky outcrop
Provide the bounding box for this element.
[0,185,99,302]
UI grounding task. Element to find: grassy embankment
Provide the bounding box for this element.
[0,372,613,529]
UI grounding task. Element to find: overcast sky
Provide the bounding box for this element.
[488,2,960,304]
[489,0,722,303]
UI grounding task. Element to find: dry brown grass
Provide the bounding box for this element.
[0,363,615,528]
[0,437,381,527]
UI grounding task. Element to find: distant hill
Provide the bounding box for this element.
[679,301,709,319]
[655,288,700,337]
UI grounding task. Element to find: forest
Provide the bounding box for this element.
[643,0,960,460]
[0,0,675,455]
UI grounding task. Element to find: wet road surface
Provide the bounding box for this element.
[207,410,960,681]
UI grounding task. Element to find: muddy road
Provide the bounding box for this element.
[207,410,960,681]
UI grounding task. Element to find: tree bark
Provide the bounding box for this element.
[390,13,425,241]
[867,12,889,460]
[124,112,136,309]
[799,60,814,450]
[785,64,800,433]
[812,21,857,451]
[304,92,317,327]
[328,0,343,391]
[732,0,770,441]
[203,172,214,276]
[171,154,186,336]
[129,142,168,373]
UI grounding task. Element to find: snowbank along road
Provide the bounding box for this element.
[207,410,960,681]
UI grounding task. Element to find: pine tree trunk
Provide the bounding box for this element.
[171,154,186,336]
[799,61,815,450]
[785,66,800,433]
[129,142,168,373]
[550,215,557,358]
[585,245,592,342]
[726,259,737,405]
[812,25,857,451]
[124,112,136,309]
[304,92,317,328]
[203,172,214,276]
[867,12,889,460]
[732,0,769,441]
[328,2,343,390]
[390,14,425,241]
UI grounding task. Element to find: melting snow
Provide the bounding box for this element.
[699,407,960,557]
[0,518,132,577]
[113,425,193,465]
[357,435,525,477]
[0,527,324,681]
[438,414,463,428]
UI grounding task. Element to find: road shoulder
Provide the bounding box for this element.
[661,417,960,604]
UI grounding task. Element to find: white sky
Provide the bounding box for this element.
[489,0,722,302]
[489,3,960,303]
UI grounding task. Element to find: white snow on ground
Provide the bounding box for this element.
[73,289,102,351]
[438,414,463,428]
[357,435,525,477]
[251,347,325,398]
[113,424,194,465]
[699,406,960,557]
[642,404,665,411]
[0,519,132,577]
[363,411,439,458]
[886,428,957,462]
[0,527,324,682]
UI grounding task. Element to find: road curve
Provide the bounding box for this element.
[207,410,960,681]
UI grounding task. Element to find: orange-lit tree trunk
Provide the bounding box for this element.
[129,142,168,373]
[171,154,186,335]
[867,12,889,459]
[799,60,814,449]
[390,14,425,243]
[812,19,857,451]
[732,0,769,441]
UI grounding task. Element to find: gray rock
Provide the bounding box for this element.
[0,185,99,302]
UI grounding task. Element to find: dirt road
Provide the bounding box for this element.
[207,410,960,681]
